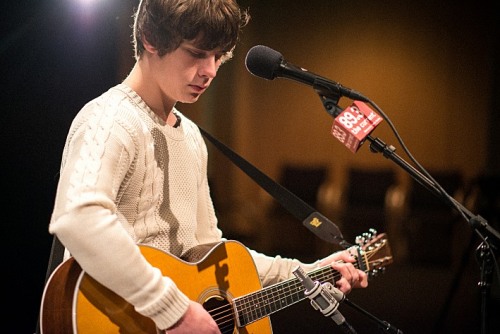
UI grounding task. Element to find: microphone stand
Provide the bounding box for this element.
[343,298,403,334]
[317,92,499,333]
[366,135,499,333]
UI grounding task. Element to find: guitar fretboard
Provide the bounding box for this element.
[234,266,339,326]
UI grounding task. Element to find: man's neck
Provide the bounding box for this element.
[123,62,176,123]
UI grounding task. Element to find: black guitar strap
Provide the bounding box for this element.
[198,126,347,248]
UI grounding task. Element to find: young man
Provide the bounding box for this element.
[48,0,368,333]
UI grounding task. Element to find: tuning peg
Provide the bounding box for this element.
[369,266,388,278]
[355,235,365,246]
[355,229,380,246]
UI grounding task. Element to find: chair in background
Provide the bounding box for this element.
[339,167,397,243]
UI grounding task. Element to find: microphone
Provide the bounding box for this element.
[331,100,383,153]
[245,45,368,102]
[293,266,357,334]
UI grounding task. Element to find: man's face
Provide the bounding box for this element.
[152,40,225,105]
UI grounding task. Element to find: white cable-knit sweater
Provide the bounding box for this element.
[49,84,319,330]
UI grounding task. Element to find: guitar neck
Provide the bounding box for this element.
[233,265,339,327]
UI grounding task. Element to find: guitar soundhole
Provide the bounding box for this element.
[203,295,235,334]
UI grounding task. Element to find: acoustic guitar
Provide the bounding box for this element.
[39,231,392,333]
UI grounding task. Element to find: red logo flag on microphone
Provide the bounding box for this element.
[331,101,383,153]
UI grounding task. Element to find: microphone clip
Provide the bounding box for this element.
[305,280,340,318]
[319,94,344,118]
[293,266,358,334]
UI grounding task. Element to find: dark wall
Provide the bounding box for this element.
[1,1,124,333]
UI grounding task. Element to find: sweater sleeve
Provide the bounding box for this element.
[49,96,189,330]
[248,247,320,286]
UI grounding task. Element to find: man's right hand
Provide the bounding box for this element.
[165,300,221,334]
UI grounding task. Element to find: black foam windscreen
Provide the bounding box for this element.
[244,45,283,80]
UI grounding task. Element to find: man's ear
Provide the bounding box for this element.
[142,33,158,54]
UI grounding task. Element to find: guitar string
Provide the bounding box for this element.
[207,268,347,330]
[206,267,344,327]
[207,246,383,329]
[235,269,342,325]
[207,306,235,332]
[229,250,380,323]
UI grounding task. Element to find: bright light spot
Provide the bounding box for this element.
[69,0,114,26]
[73,0,111,12]
[76,0,101,6]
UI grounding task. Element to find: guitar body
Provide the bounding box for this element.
[40,240,272,334]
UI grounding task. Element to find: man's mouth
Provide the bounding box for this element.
[190,84,208,93]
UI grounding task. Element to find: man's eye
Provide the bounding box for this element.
[190,51,205,58]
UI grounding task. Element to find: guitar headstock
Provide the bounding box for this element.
[354,229,393,278]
